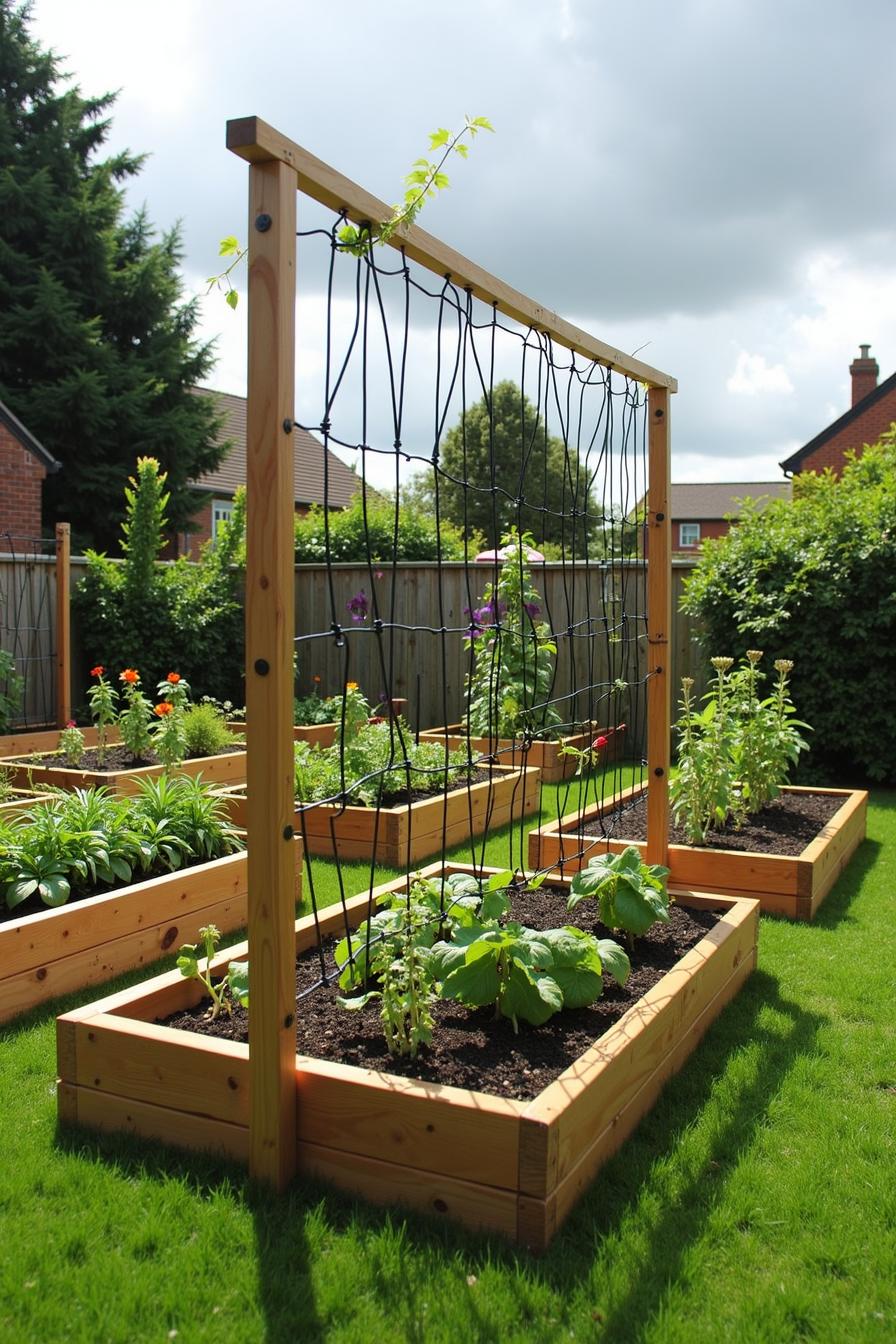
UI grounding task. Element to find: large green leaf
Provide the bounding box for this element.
[500,963,562,1027]
[597,939,631,987]
[551,964,603,1009]
[440,946,500,1008]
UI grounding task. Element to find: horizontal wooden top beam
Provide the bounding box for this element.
[226,116,677,391]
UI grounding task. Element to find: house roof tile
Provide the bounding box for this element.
[670,481,791,520]
[191,388,359,508]
[0,398,61,474]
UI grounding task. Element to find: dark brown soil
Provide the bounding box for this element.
[578,789,843,857]
[161,886,721,1101]
[361,765,488,808]
[17,743,244,771]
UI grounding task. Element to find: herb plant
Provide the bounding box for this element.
[294,699,468,808]
[58,721,85,765]
[177,924,249,1021]
[568,846,671,942]
[669,658,740,843]
[464,531,560,740]
[0,648,23,734]
[729,653,810,819]
[670,651,811,842]
[0,777,242,913]
[182,701,238,757]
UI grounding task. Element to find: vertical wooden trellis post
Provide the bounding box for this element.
[646,388,671,868]
[228,129,298,1188]
[55,522,71,728]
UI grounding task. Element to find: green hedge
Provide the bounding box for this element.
[680,428,896,784]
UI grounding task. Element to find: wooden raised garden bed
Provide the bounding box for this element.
[3,739,248,796]
[56,860,759,1251]
[0,787,55,821]
[418,722,622,784]
[0,725,119,759]
[218,764,541,865]
[528,783,868,920]
[1,842,302,1025]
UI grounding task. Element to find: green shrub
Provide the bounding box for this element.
[294,491,476,563]
[182,702,237,758]
[680,428,896,783]
[74,459,246,702]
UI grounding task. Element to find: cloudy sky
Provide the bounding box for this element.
[28,0,896,486]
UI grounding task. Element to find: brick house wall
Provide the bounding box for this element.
[794,382,896,475]
[781,346,896,479]
[0,420,48,538]
[672,518,729,552]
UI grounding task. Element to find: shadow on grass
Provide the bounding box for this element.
[523,967,826,1336]
[47,958,824,1342]
[809,835,881,930]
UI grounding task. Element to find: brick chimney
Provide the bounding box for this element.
[850,344,879,406]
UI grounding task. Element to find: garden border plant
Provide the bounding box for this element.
[0,777,302,1024]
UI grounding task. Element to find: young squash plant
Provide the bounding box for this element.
[177,924,249,1021]
[568,845,671,944]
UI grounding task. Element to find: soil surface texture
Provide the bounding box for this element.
[579,790,844,857]
[18,743,244,771]
[307,765,493,809]
[162,885,722,1101]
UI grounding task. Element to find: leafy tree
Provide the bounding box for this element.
[680,428,896,784]
[294,490,479,562]
[0,2,225,549]
[409,380,601,551]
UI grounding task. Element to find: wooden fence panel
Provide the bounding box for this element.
[58,554,706,753]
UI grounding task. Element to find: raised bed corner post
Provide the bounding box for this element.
[228,121,298,1189]
[55,522,71,728]
[646,387,671,869]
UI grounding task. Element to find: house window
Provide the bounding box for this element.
[212,499,235,542]
[679,522,700,548]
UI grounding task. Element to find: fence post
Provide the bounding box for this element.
[55,523,71,727]
[229,129,298,1189]
[646,389,671,867]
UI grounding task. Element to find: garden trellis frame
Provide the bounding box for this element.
[0,522,71,732]
[227,115,675,1190]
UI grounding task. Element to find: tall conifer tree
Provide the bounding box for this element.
[0,1,224,549]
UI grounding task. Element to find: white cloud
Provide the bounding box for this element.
[726,352,794,396]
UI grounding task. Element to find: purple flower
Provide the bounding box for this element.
[524,602,541,619]
[346,589,368,623]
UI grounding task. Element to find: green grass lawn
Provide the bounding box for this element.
[1,787,894,1343]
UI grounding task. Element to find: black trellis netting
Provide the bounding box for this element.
[0,532,58,731]
[277,202,661,1015]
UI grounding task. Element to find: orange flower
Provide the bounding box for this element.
[312,674,321,684]
[120,668,139,684]
[90,665,104,678]
[154,702,173,717]
[346,681,359,692]
[166,672,181,684]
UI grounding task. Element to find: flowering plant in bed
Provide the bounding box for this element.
[0,775,243,913]
[464,531,560,740]
[293,689,469,807]
[670,651,810,844]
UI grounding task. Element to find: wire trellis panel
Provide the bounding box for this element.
[0,532,58,729]
[228,120,674,1186]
